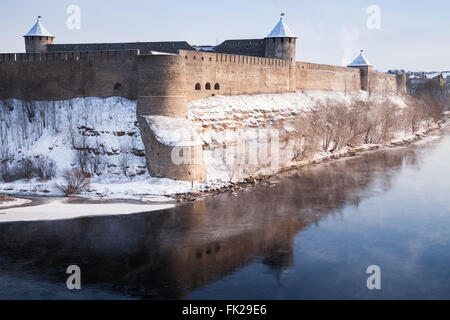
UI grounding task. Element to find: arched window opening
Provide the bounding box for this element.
[195,83,201,90]
[214,83,220,90]
[205,83,211,90]
[114,83,122,91]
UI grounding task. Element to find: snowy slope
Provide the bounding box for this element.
[0,90,437,198]
[0,97,195,199]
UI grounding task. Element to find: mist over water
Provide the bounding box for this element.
[0,128,450,300]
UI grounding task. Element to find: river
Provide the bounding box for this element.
[0,127,449,300]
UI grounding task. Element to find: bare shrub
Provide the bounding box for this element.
[76,150,89,173]
[88,153,104,176]
[0,194,15,203]
[0,156,56,182]
[119,152,130,177]
[34,156,56,180]
[57,168,90,196]
[378,99,399,142]
[0,161,9,182]
[21,158,35,179]
[403,97,425,134]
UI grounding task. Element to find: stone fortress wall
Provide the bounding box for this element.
[0,16,407,182]
[0,50,140,100]
[0,49,401,102]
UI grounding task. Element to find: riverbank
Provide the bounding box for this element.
[0,194,31,209]
[0,197,175,223]
[0,118,446,223]
[0,92,446,202]
[175,118,447,202]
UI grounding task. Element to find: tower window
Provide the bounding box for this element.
[214,83,220,90]
[281,38,284,43]
[205,83,211,90]
[195,83,201,90]
[273,38,275,43]
[114,83,122,91]
[289,38,292,43]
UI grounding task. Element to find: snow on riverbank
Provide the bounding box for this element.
[188,90,405,130]
[0,97,196,199]
[188,90,423,182]
[0,91,442,198]
[0,197,31,208]
[0,199,175,223]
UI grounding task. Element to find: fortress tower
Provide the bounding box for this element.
[348,50,373,91]
[264,14,297,62]
[24,16,54,53]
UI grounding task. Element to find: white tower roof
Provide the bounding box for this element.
[24,16,54,38]
[266,14,297,38]
[348,50,372,67]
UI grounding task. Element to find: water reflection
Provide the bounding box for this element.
[0,134,444,299]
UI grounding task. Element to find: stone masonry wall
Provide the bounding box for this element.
[180,50,295,102]
[0,50,139,101]
[295,62,362,91]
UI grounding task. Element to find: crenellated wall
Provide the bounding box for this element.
[296,62,362,91]
[180,50,295,102]
[0,48,403,182]
[370,72,398,93]
[0,50,140,100]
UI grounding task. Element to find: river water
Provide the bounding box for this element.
[1,127,450,300]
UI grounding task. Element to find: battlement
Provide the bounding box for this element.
[179,50,290,68]
[0,49,141,64]
[47,41,195,54]
[297,61,360,73]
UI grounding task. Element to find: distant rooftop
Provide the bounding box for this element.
[24,16,54,38]
[266,14,297,38]
[348,50,372,67]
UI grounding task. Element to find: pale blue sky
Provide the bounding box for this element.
[0,0,449,71]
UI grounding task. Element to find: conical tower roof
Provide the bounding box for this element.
[266,14,297,38]
[24,16,54,38]
[348,50,372,67]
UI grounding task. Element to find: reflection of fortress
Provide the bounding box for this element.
[0,148,412,299]
[0,15,406,182]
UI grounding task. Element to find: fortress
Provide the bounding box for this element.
[0,16,406,183]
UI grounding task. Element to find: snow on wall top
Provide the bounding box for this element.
[24,17,54,38]
[348,51,372,67]
[266,17,297,38]
[144,115,203,147]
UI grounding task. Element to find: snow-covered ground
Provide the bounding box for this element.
[188,90,406,130]
[0,91,441,198]
[0,199,175,223]
[188,90,417,182]
[0,197,31,208]
[0,97,195,199]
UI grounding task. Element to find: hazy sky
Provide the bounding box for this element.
[0,0,449,71]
